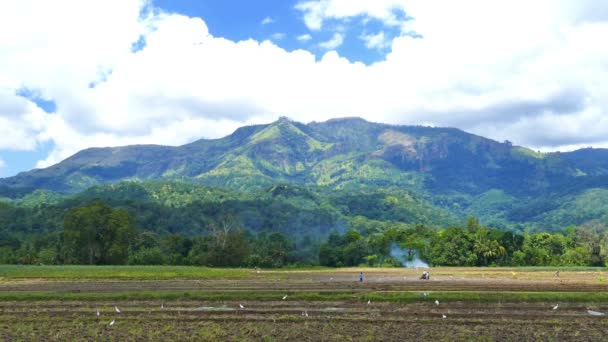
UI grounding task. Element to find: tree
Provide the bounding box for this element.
[103,209,137,264]
[63,201,136,265]
[63,201,111,264]
[473,226,506,266]
[430,227,477,266]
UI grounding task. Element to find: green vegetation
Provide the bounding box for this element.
[1,118,608,268]
[2,289,608,303]
[318,217,608,267]
[0,265,248,279]
[1,183,607,267]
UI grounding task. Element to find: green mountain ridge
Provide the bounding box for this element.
[2,117,608,230]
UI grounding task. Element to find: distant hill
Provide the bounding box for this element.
[2,117,608,230]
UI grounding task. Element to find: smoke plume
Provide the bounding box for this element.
[389,243,429,268]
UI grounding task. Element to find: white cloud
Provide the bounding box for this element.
[360,31,388,49]
[1,0,608,172]
[295,0,406,30]
[297,33,313,42]
[261,16,274,25]
[318,33,344,49]
[270,32,286,40]
[0,157,5,170]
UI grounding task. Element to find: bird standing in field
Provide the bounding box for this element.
[114,306,120,313]
[109,319,115,326]
[435,300,440,306]
[367,300,371,305]
[552,304,559,310]
[96,308,100,316]
[239,304,245,309]
[161,303,164,309]
[442,314,447,319]
[587,310,605,316]
[282,295,287,300]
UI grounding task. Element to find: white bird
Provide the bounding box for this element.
[435,300,440,306]
[552,304,559,310]
[282,295,288,300]
[304,310,309,317]
[423,293,429,297]
[161,303,164,309]
[109,319,115,326]
[239,304,245,309]
[114,306,120,313]
[367,300,371,305]
[442,314,447,319]
[587,310,605,316]
[96,308,100,316]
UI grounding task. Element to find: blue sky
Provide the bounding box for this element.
[1,0,408,177]
[155,0,403,64]
[1,0,608,178]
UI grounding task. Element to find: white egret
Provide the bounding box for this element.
[161,303,164,309]
[109,319,115,326]
[239,304,245,309]
[552,304,559,310]
[442,314,447,319]
[367,300,371,305]
[435,300,440,306]
[282,295,287,300]
[96,308,100,316]
[588,310,605,316]
[423,293,429,297]
[114,306,120,313]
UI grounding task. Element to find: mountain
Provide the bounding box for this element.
[2,117,608,230]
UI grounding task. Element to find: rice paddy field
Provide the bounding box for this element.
[1,266,608,341]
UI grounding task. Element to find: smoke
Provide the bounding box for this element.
[389,243,429,268]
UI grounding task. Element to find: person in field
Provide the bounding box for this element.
[359,272,364,282]
[420,271,430,280]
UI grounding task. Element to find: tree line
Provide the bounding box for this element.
[320,217,608,267]
[1,201,607,267]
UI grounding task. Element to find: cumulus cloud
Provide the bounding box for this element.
[360,31,389,49]
[295,0,407,30]
[318,32,344,49]
[297,33,313,42]
[1,0,608,172]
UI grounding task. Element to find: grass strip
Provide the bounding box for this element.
[365,291,608,303]
[2,290,608,303]
[0,265,249,279]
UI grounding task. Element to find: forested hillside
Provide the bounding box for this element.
[1,181,607,267]
[1,118,608,267]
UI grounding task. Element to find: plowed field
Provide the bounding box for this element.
[1,267,607,341]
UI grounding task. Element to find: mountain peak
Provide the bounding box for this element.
[1,117,608,197]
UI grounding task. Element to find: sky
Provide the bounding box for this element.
[1,0,608,177]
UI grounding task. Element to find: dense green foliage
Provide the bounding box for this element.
[1,181,607,267]
[318,217,608,267]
